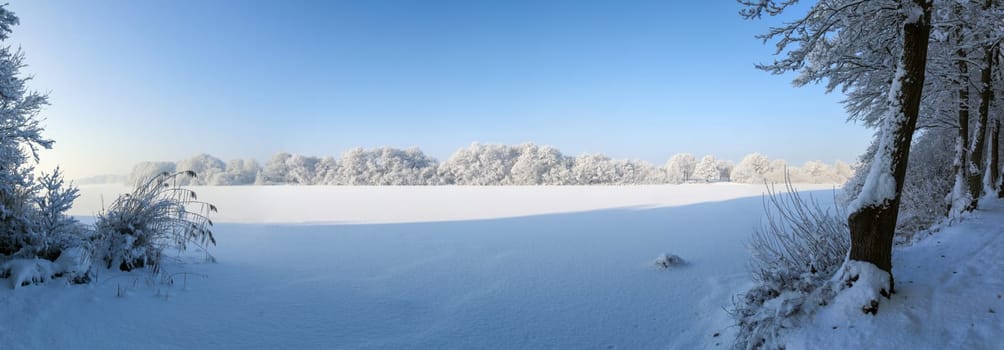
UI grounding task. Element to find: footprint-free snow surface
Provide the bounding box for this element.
[2,184,840,349]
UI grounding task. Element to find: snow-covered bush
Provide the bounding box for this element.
[731,178,849,349]
[31,167,88,260]
[96,171,217,272]
[1,258,58,288]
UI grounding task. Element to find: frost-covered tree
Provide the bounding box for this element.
[764,159,789,183]
[744,0,934,316]
[313,156,340,185]
[175,154,226,186]
[128,161,177,186]
[0,6,87,263]
[335,148,371,185]
[731,153,772,184]
[785,160,838,184]
[214,158,260,185]
[439,143,520,185]
[510,144,573,185]
[833,161,855,183]
[664,153,697,183]
[257,152,297,185]
[286,154,321,185]
[335,147,438,185]
[716,160,735,182]
[31,167,82,259]
[570,154,619,185]
[692,155,720,183]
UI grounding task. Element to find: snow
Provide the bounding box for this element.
[0,184,840,349]
[53,246,91,277]
[7,183,1003,348]
[68,183,837,225]
[902,1,925,24]
[653,253,686,269]
[847,64,908,214]
[831,260,891,316]
[1,258,58,289]
[784,198,1004,348]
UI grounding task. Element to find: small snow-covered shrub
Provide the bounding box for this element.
[731,178,849,350]
[653,253,685,269]
[96,171,217,272]
[0,166,93,285]
[32,167,87,259]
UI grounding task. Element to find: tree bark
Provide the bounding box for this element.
[969,44,994,203]
[954,43,973,212]
[847,0,931,289]
[992,119,1000,195]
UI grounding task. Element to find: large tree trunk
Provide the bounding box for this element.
[951,43,973,214]
[991,119,1000,195]
[847,0,931,295]
[969,44,995,202]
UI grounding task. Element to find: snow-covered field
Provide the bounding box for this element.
[4,184,842,349]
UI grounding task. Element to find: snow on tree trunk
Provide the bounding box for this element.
[987,119,995,196]
[845,0,931,311]
[948,43,973,218]
[966,42,993,203]
[990,120,1000,196]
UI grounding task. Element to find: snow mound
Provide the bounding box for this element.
[54,246,92,278]
[653,253,686,269]
[832,260,891,315]
[1,259,59,289]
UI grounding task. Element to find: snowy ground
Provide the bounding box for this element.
[784,199,1004,349]
[69,184,839,224]
[2,184,843,349]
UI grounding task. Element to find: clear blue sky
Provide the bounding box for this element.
[10,0,872,179]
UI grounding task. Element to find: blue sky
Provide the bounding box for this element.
[10,0,872,178]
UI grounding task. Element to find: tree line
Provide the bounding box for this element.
[124,144,854,186]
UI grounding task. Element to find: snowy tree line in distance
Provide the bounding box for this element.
[115,143,855,186]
